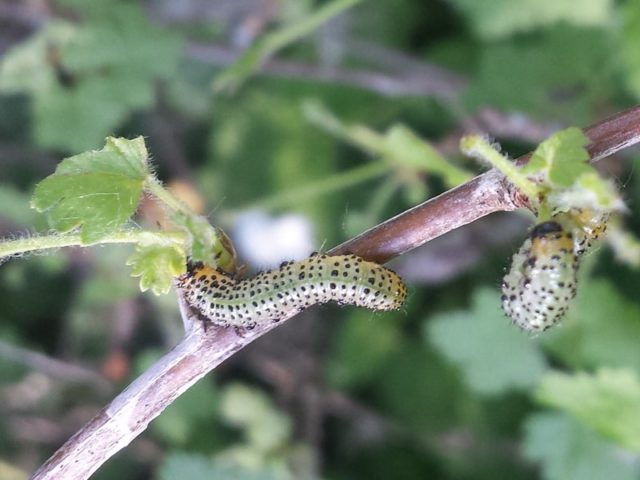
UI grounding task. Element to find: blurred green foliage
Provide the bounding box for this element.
[427,288,548,396]
[1,0,640,479]
[523,413,638,480]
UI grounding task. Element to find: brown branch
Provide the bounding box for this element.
[186,42,464,99]
[331,105,640,263]
[31,105,640,479]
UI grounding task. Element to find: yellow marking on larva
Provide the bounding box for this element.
[176,254,407,328]
[562,208,609,256]
[501,221,578,333]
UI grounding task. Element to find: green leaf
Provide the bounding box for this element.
[0,2,181,151]
[520,127,624,212]
[172,214,235,270]
[126,239,186,295]
[0,22,76,94]
[375,344,465,432]
[450,0,613,39]
[158,453,218,480]
[0,459,28,480]
[620,1,640,99]
[303,100,470,192]
[523,127,591,186]
[158,453,282,480]
[33,75,150,152]
[151,373,218,446]
[426,288,547,395]
[60,4,180,78]
[535,369,640,452]
[523,412,639,480]
[219,383,292,452]
[326,310,401,389]
[383,124,472,187]
[31,137,149,244]
[464,27,611,122]
[542,280,640,373]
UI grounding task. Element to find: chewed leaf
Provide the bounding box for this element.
[127,242,186,295]
[172,213,236,272]
[520,127,625,214]
[523,127,591,186]
[31,137,149,244]
[54,136,148,177]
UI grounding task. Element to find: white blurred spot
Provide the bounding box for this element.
[233,211,314,269]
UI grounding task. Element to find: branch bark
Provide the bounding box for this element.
[32,105,640,479]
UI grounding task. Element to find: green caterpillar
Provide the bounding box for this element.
[177,253,407,328]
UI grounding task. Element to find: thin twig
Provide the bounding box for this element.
[0,340,111,393]
[31,105,640,479]
[187,42,464,99]
[331,105,640,262]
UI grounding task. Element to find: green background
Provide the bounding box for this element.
[1,0,640,478]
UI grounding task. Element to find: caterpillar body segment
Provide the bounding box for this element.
[501,221,578,333]
[177,254,407,328]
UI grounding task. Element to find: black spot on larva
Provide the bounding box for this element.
[502,220,580,332]
[179,255,406,327]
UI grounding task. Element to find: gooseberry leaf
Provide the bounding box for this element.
[450,0,612,39]
[620,1,640,99]
[535,369,640,452]
[426,288,547,395]
[523,127,591,186]
[172,213,236,272]
[126,239,186,295]
[524,412,638,480]
[31,137,149,244]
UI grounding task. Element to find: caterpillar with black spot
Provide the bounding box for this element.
[501,221,578,332]
[177,254,407,328]
[501,208,610,332]
[564,208,609,256]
